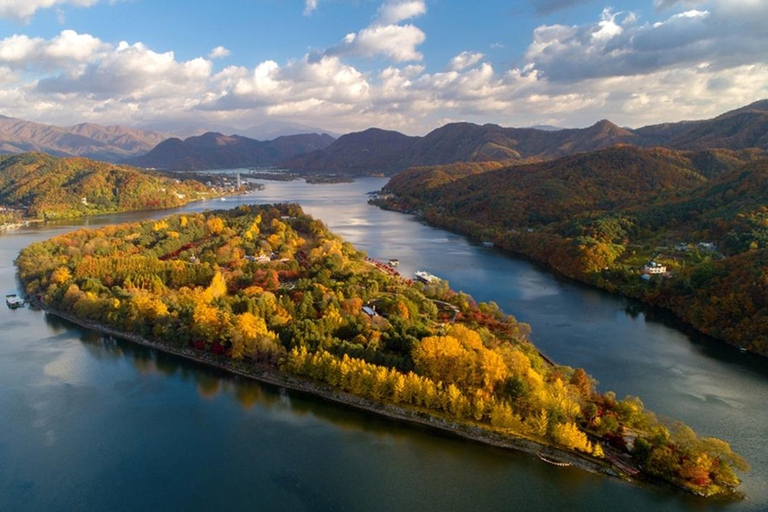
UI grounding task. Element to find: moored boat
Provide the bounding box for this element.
[414,271,441,284]
[6,294,24,309]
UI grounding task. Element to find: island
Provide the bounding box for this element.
[16,204,748,498]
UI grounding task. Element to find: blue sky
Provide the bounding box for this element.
[0,0,766,135]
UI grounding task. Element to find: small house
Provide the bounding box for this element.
[643,261,667,275]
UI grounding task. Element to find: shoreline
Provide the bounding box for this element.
[0,193,239,230]
[33,300,660,489]
[374,201,765,360]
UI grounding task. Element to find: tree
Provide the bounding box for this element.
[569,368,592,399]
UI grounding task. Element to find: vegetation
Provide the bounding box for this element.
[17,204,747,497]
[287,100,768,176]
[0,153,216,220]
[376,146,768,356]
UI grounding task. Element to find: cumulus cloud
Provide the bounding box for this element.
[0,0,102,21]
[524,4,768,82]
[208,46,230,59]
[0,30,109,69]
[377,0,426,24]
[0,0,767,135]
[333,24,426,62]
[448,52,485,71]
[327,0,427,62]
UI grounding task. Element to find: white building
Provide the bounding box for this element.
[643,261,667,275]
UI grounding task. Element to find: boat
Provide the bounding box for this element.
[387,259,400,267]
[5,294,24,309]
[414,271,441,284]
[740,347,748,353]
[482,241,494,248]
[537,454,571,467]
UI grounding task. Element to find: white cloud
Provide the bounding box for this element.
[303,0,318,15]
[0,0,102,21]
[448,52,485,71]
[208,46,230,59]
[0,0,767,135]
[377,0,426,24]
[327,0,427,62]
[335,24,426,62]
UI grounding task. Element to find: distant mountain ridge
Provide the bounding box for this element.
[284,100,768,175]
[0,116,168,163]
[128,132,336,170]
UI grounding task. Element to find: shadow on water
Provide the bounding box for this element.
[625,303,767,376]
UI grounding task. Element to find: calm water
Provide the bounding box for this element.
[1,177,766,511]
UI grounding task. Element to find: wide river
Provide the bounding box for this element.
[1,177,766,511]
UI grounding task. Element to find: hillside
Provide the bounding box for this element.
[0,153,214,220]
[286,100,768,175]
[385,146,728,223]
[283,128,418,174]
[0,116,168,162]
[375,146,768,355]
[130,132,335,170]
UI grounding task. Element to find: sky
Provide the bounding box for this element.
[0,0,766,135]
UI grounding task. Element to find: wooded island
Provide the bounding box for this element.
[16,204,748,497]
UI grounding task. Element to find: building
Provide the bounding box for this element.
[361,306,377,317]
[643,261,667,275]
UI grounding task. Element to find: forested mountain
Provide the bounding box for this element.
[0,116,168,162]
[283,128,418,174]
[129,132,335,170]
[286,100,768,175]
[375,146,768,355]
[0,153,213,219]
[637,100,768,150]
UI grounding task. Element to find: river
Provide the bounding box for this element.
[1,177,766,511]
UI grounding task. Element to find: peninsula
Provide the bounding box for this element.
[16,204,747,498]
[0,153,230,223]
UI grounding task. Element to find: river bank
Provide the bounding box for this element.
[31,299,677,493]
[374,200,766,361]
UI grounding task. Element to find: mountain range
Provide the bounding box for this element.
[2,100,767,172]
[141,119,340,141]
[285,100,768,175]
[0,116,168,163]
[127,132,336,170]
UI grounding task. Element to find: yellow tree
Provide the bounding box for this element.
[230,312,272,359]
[202,271,227,302]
